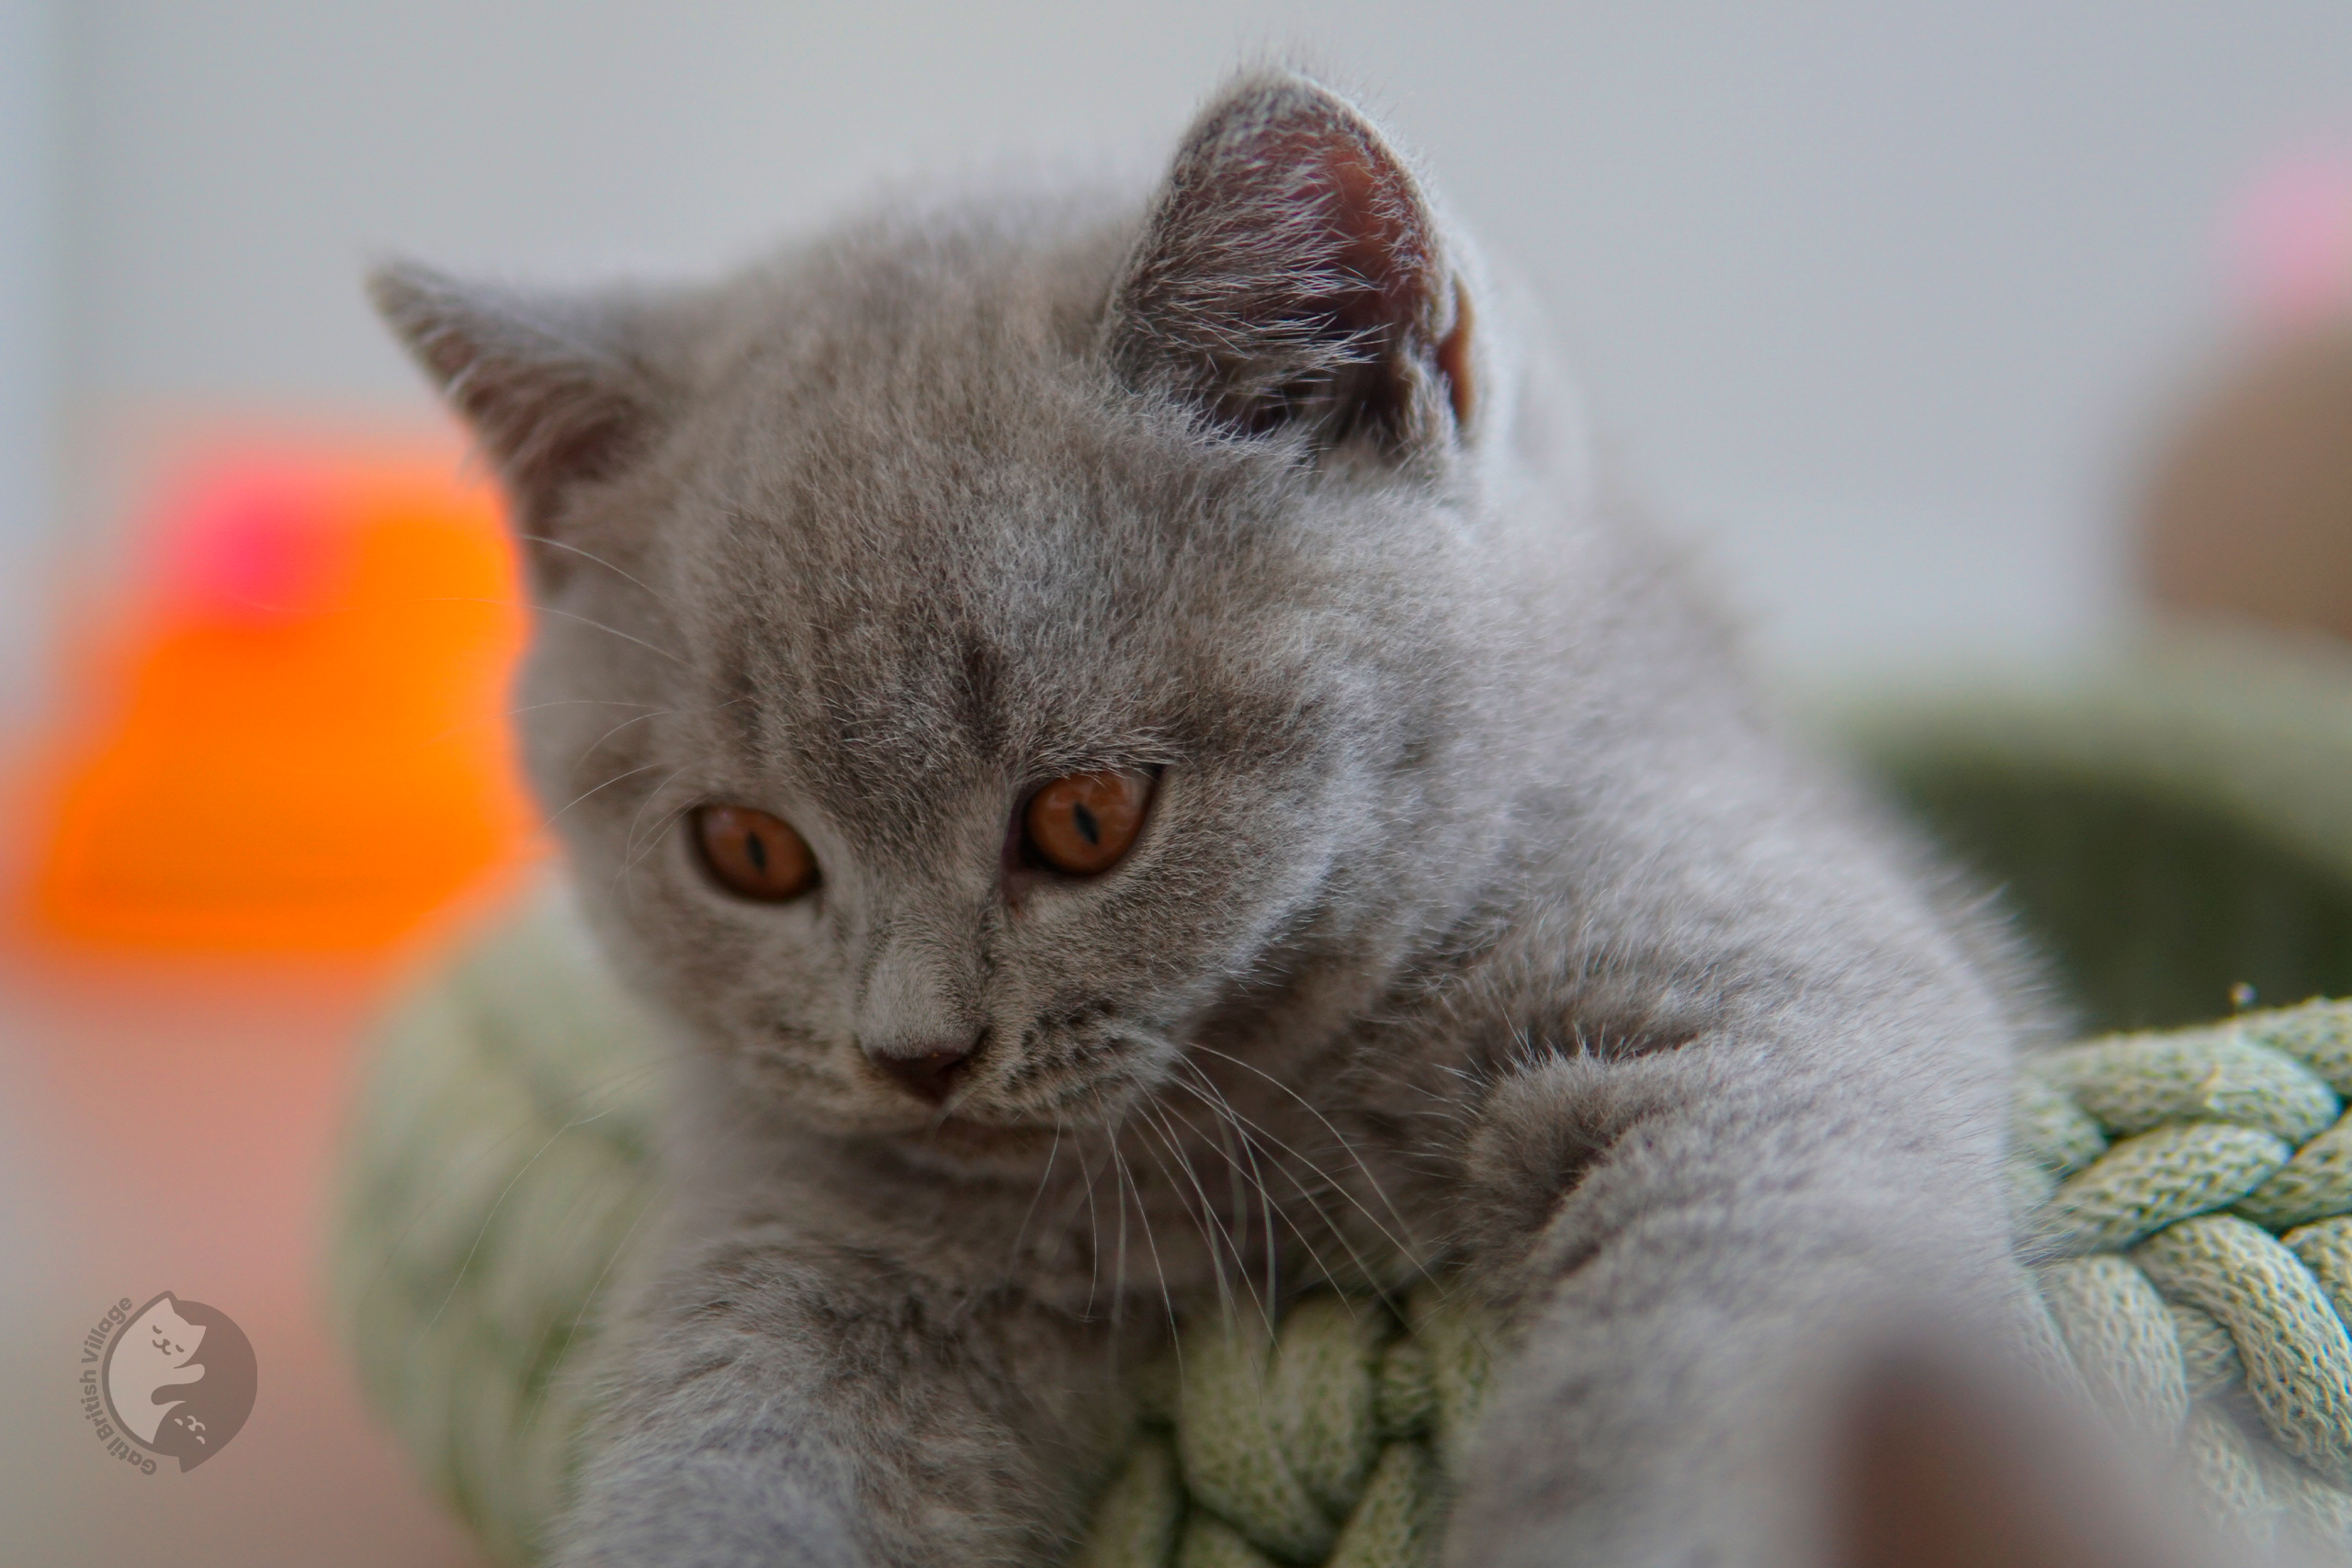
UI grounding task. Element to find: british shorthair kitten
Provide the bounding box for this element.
[374,67,2051,1568]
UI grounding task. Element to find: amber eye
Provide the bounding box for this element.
[1023,769,1154,875]
[693,805,819,901]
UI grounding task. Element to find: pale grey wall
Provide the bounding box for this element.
[44,2,2352,674]
[0,0,58,711]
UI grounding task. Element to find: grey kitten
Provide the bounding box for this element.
[373,67,2051,1568]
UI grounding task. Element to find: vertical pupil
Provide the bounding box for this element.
[745,829,769,874]
[1071,802,1101,846]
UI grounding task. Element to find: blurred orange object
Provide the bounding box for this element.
[22,443,543,952]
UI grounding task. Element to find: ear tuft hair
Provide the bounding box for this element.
[368,261,667,524]
[1107,70,1472,453]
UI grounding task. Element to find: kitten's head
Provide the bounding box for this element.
[375,71,1556,1150]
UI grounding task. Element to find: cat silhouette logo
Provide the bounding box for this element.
[82,1292,256,1472]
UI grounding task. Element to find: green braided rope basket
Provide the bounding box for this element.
[1839,628,2352,1034]
[330,630,2352,1564]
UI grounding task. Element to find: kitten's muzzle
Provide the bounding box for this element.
[865,1033,980,1105]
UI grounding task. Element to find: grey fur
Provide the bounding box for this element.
[373,68,2049,1568]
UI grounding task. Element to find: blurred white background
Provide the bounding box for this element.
[7,6,2352,1563]
[8,0,2352,703]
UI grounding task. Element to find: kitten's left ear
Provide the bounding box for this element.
[368,261,674,551]
[1107,70,1475,454]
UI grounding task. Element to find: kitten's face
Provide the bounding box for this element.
[536,309,1484,1146]
[379,73,1521,1149]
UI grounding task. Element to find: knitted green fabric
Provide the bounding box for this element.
[331,890,2352,1564]
[330,897,667,1565]
[1067,1291,1477,1568]
[2018,999,2352,1552]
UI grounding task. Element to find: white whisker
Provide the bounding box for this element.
[513,533,677,607]
[545,762,664,828]
[576,707,682,765]
[1006,1116,1066,1278]
[434,596,692,667]
[1166,1066,1369,1303]
[1183,1040,1429,1272]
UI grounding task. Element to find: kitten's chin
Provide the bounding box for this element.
[780,1088,1065,1155]
[935,1116,1057,1154]
[876,1114,1065,1177]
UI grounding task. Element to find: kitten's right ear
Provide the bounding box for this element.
[368,261,669,536]
[1106,70,1473,456]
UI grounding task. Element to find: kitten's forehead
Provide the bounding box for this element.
[662,230,1319,791]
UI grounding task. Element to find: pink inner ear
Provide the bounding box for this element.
[1280,114,1439,339]
[1293,120,1475,429]
[1115,74,1464,445]
[1437,281,1476,427]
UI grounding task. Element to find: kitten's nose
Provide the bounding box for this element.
[865,1036,978,1105]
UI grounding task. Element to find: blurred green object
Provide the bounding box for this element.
[331,895,666,1565]
[1847,627,2352,1033]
